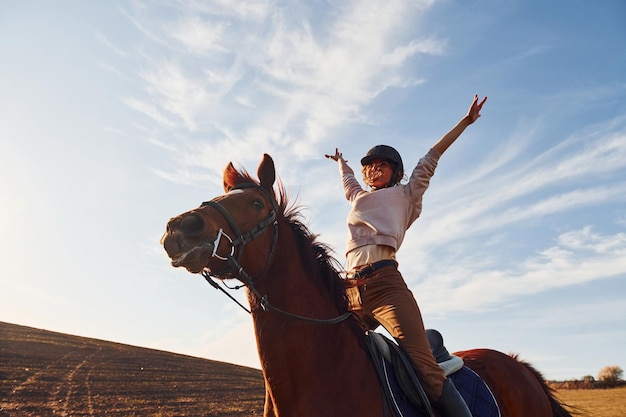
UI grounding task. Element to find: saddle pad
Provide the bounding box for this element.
[368,332,500,417]
[384,363,500,417]
[450,367,501,417]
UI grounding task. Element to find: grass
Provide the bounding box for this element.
[556,386,626,417]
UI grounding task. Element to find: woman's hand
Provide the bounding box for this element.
[467,94,487,124]
[432,94,488,155]
[325,148,345,162]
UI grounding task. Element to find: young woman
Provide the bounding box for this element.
[325,94,487,417]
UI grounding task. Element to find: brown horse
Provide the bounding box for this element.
[161,154,575,417]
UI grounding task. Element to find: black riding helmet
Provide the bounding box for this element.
[360,145,404,187]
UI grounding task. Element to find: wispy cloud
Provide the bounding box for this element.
[123,97,178,129]
[414,227,626,315]
[137,63,211,131]
[417,116,626,244]
[171,18,229,55]
[503,44,553,66]
[121,1,443,184]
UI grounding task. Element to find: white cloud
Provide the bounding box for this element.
[139,63,210,131]
[411,226,626,315]
[171,18,229,55]
[123,97,178,129]
[177,0,271,21]
[121,1,444,181]
[415,116,626,247]
[382,37,447,67]
[557,226,626,254]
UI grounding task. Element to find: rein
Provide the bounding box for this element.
[199,183,352,325]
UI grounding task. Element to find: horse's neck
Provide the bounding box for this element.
[251,258,341,339]
[249,239,381,416]
[250,224,342,320]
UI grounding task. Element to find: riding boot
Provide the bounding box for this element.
[434,378,473,417]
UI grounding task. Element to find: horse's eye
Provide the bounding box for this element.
[252,199,264,210]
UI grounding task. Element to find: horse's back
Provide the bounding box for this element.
[455,349,553,417]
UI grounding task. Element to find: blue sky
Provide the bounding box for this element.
[1,0,625,381]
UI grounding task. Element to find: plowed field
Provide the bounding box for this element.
[0,322,264,416]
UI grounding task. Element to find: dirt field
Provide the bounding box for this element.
[0,321,265,416]
[556,386,626,417]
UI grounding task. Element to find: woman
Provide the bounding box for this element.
[325,94,487,417]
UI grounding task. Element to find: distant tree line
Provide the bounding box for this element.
[548,365,624,390]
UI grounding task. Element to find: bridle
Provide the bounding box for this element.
[200,183,279,273]
[198,183,352,325]
[198,182,278,312]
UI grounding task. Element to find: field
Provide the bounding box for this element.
[0,321,265,416]
[555,386,626,417]
[1,321,625,416]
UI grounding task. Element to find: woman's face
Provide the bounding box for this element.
[362,159,395,189]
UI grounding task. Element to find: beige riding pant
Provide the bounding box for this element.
[346,264,446,401]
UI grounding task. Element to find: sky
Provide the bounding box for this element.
[1,0,625,382]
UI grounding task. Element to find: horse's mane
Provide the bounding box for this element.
[276,181,350,311]
[284,204,349,311]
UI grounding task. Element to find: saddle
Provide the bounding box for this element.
[366,329,500,417]
[370,330,464,377]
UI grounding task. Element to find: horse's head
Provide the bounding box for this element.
[160,154,279,276]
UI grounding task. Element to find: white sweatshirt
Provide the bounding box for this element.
[339,148,441,269]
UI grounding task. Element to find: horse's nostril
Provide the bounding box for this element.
[180,214,205,236]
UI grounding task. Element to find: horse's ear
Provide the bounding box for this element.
[257,154,276,192]
[223,162,237,192]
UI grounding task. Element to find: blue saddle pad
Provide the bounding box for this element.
[384,361,500,417]
[451,367,500,417]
